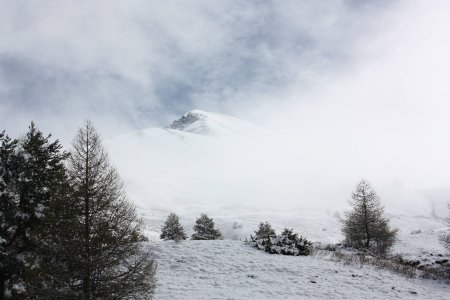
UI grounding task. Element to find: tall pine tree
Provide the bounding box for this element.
[0,123,68,298]
[27,164,79,298]
[0,130,19,298]
[67,120,156,299]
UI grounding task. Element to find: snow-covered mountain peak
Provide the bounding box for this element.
[168,109,258,136]
[168,110,208,132]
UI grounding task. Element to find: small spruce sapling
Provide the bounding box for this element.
[160,213,187,241]
[191,214,223,240]
[254,222,276,240]
[248,223,312,256]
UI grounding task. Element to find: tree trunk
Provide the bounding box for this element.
[363,195,371,249]
[83,129,91,300]
[83,192,90,300]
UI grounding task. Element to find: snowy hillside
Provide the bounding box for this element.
[108,109,293,213]
[107,109,450,254]
[107,109,450,218]
[106,110,450,299]
[150,240,449,299]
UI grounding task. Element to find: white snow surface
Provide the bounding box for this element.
[105,110,450,299]
[150,240,449,300]
[107,110,450,218]
[142,209,449,299]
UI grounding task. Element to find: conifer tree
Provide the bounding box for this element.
[0,123,68,298]
[28,169,80,299]
[160,213,187,241]
[254,222,276,240]
[0,130,18,298]
[65,120,156,299]
[250,222,276,253]
[341,179,398,256]
[191,214,223,240]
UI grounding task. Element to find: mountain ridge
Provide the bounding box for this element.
[167,109,259,136]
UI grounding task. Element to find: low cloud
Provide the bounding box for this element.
[1,0,389,142]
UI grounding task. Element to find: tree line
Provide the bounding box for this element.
[0,121,155,299]
[160,180,400,257]
[158,175,450,262]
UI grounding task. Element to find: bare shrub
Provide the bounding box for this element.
[327,250,416,278]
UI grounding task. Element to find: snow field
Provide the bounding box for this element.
[150,240,449,299]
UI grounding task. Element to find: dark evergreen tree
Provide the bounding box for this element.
[254,222,276,240]
[28,170,80,299]
[247,226,312,256]
[66,120,156,299]
[0,130,19,299]
[160,213,187,241]
[191,214,223,240]
[273,228,312,256]
[341,179,398,256]
[0,123,68,298]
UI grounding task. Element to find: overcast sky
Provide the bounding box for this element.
[1,0,450,196]
[0,0,394,139]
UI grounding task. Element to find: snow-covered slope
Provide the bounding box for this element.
[150,240,449,300]
[108,110,450,299]
[108,109,295,214]
[107,109,449,218]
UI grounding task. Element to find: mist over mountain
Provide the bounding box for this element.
[107,110,449,218]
